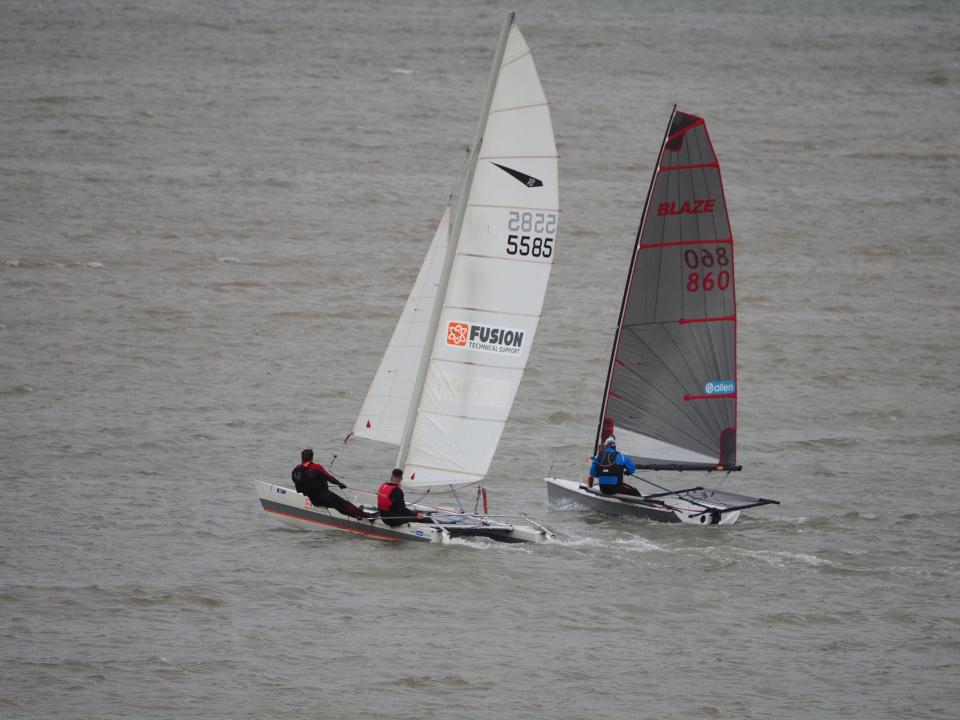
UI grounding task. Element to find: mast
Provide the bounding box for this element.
[592,105,677,456]
[396,12,516,467]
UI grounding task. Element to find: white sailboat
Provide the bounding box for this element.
[257,13,558,543]
[545,107,778,525]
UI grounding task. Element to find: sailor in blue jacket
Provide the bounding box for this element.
[588,436,642,496]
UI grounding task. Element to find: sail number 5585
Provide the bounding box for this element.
[506,211,557,258]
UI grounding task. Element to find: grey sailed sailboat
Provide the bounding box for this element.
[546,107,778,525]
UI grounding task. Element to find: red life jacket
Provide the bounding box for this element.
[377,482,397,512]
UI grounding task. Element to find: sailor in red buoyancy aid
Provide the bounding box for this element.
[377,468,430,527]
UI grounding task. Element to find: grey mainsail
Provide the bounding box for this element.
[597,108,738,471]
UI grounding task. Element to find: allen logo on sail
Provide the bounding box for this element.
[446,321,525,355]
[705,380,736,395]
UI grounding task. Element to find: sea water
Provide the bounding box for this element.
[1,1,958,718]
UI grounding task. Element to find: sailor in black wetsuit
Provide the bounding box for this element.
[377,468,430,527]
[292,448,365,520]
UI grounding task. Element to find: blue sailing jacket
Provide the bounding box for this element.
[590,448,637,486]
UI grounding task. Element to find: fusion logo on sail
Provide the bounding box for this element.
[446,321,525,355]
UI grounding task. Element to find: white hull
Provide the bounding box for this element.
[545,477,747,525]
[256,481,554,544]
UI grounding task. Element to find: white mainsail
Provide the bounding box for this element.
[352,15,559,491]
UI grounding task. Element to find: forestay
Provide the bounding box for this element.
[353,16,559,491]
[599,109,737,471]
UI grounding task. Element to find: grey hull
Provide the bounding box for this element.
[546,477,683,523]
[544,477,767,526]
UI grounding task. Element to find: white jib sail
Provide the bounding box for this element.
[351,208,449,445]
[403,22,559,490]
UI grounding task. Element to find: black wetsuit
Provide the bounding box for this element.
[378,483,429,527]
[292,462,364,520]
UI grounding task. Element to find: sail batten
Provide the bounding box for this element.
[639,238,732,249]
[597,108,737,470]
[440,305,541,318]
[489,103,550,115]
[468,203,559,211]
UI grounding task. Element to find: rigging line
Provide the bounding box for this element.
[627,472,688,496]
[501,49,532,69]
[407,486,467,513]
[710,470,734,495]
[451,145,472,203]
[451,485,465,513]
[409,487,431,505]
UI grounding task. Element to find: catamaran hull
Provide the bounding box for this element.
[256,481,553,544]
[545,477,743,525]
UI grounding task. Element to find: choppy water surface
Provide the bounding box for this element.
[2,1,959,718]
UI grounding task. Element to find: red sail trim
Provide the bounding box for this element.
[684,393,737,401]
[609,391,624,400]
[659,161,720,172]
[679,315,736,325]
[639,238,733,250]
[665,117,705,145]
[719,428,737,468]
[615,358,626,367]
